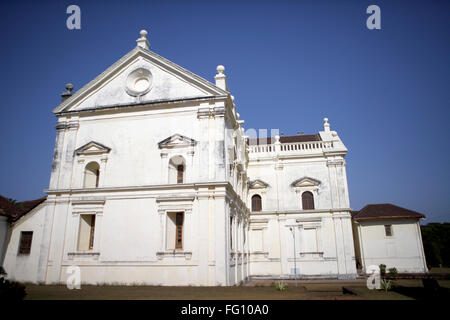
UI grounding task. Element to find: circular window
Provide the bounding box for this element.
[125,68,153,96]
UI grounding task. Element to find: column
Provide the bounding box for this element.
[59,119,79,189]
[49,121,67,189]
[160,152,168,184]
[214,195,228,285]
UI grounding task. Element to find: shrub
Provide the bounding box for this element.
[380,279,392,292]
[274,281,288,291]
[388,267,398,279]
[379,264,386,277]
[0,277,27,301]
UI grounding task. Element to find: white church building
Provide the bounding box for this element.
[1,31,427,286]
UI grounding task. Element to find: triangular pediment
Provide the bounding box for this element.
[75,141,111,155]
[291,177,321,188]
[54,47,228,114]
[158,134,197,149]
[249,179,270,189]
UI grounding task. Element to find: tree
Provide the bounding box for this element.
[421,223,450,268]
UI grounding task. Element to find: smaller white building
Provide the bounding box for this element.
[0,196,47,280]
[352,203,428,273]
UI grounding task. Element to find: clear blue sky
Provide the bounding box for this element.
[0,0,448,222]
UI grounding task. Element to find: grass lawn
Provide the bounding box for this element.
[22,279,449,300]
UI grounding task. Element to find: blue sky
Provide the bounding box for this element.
[0,0,448,222]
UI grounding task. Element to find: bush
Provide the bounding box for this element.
[388,267,398,279]
[379,264,386,277]
[274,281,288,291]
[0,277,27,301]
[380,279,392,292]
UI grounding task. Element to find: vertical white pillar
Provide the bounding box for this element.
[99,157,108,187]
[37,197,56,283]
[333,213,357,279]
[160,152,168,184]
[49,121,66,190]
[44,198,69,283]
[214,194,228,285]
[197,189,211,285]
[58,119,79,189]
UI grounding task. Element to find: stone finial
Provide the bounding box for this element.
[61,83,74,102]
[274,134,280,144]
[136,29,150,50]
[217,65,225,74]
[323,117,330,132]
[214,65,228,91]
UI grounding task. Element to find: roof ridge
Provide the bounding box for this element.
[353,203,425,220]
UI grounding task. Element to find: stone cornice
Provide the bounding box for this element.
[55,95,228,117]
[249,208,352,216]
[45,181,248,215]
[45,181,231,194]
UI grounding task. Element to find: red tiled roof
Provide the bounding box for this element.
[0,195,47,222]
[352,203,425,221]
[248,134,321,145]
[350,210,359,218]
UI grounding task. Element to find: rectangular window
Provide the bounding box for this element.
[384,225,392,237]
[78,214,96,251]
[18,231,33,255]
[230,216,234,250]
[177,165,184,184]
[89,215,96,249]
[175,212,183,249]
[166,212,184,250]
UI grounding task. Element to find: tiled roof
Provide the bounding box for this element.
[352,203,425,221]
[0,195,47,222]
[248,134,321,145]
[350,210,359,218]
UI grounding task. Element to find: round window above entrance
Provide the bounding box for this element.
[125,68,153,96]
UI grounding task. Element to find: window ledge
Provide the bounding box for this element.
[68,251,100,260]
[156,251,192,260]
[299,252,324,258]
[249,252,269,259]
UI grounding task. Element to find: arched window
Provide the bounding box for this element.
[83,162,100,188]
[177,165,184,184]
[251,195,262,212]
[169,156,185,184]
[302,191,314,210]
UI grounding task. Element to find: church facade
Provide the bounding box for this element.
[3,30,361,285]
